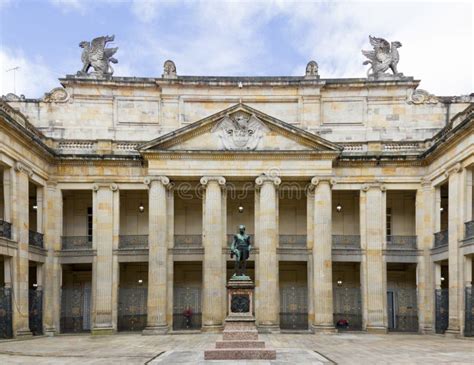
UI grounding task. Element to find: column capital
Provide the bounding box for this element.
[420,177,432,189]
[14,161,33,177]
[144,176,170,187]
[92,182,118,191]
[361,181,386,192]
[444,162,462,178]
[310,176,336,188]
[255,174,281,187]
[200,176,226,186]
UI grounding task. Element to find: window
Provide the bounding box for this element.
[386,207,392,242]
[87,207,93,242]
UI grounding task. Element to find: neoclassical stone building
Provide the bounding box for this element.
[0,58,473,339]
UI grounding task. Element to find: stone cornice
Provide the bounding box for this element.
[143,150,338,160]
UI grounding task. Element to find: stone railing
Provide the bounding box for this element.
[332,235,361,249]
[386,235,417,250]
[0,220,12,239]
[61,236,92,250]
[175,234,202,247]
[434,230,448,248]
[29,230,44,248]
[465,220,474,240]
[279,235,307,247]
[118,235,148,249]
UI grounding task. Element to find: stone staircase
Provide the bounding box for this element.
[204,320,276,360]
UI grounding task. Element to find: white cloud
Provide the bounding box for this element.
[0,48,62,98]
[131,0,161,23]
[49,0,87,14]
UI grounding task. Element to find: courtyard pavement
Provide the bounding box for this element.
[0,332,472,364]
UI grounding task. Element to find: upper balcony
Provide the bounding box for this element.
[465,220,474,240]
[0,220,11,240]
[61,190,93,252]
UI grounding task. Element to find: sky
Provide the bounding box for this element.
[0,0,472,98]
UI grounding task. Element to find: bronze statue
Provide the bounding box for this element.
[230,225,251,277]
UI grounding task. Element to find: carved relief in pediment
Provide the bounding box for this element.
[211,112,269,150]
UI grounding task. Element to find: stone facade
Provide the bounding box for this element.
[0,71,473,339]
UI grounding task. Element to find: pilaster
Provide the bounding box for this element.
[143,176,170,335]
[360,182,387,333]
[255,174,280,332]
[310,177,336,332]
[91,182,118,335]
[201,176,226,332]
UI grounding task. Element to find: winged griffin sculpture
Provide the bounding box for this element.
[77,35,118,77]
[362,36,403,78]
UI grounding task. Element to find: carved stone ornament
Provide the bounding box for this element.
[77,35,118,77]
[162,60,177,79]
[407,89,438,105]
[305,60,319,79]
[2,93,25,101]
[211,112,269,151]
[43,87,69,103]
[362,35,403,79]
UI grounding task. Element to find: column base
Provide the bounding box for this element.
[44,327,58,337]
[201,324,224,333]
[142,325,169,335]
[91,327,114,336]
[444,327,461,338]
[256,324,280,334]
[15,329,33,339]
[311,324,336,334]
[366,326,387,334]
[419,325,434,335]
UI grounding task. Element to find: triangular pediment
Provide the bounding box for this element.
[139,104,341,153]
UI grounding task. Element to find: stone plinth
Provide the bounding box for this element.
[204,278,276,360]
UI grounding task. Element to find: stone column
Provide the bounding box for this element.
[91,183,118,335]
[446,164,462,336]
[201,176,226,331]
[143,176,170,335]
[11,163,32,337]
[360,183,387,333]
[166,185,174,328]
[416,180,435,333]
[36,186,44,234]
[306,186,315,327]
[43,183,62,336]
[255,174,280,332]
[310,177,335,332]
[3,166,12,224]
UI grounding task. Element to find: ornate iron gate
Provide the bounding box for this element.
[465,287,473,337]
[333,287,362,330]
[435,288,449,334]
[29,289,43,335]
[118,287,147,331]
[0,288,13,339]
[280,285,308,330]
[173,286,202,330]
[60,284,91,333]
[387,289,418,332]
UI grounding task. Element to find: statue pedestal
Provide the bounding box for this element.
[204,278,276,360]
